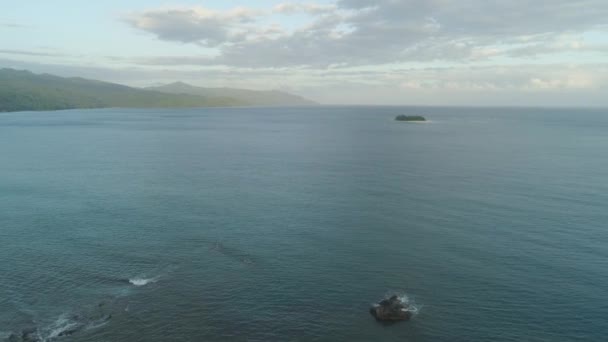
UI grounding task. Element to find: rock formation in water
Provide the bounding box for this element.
[395,115,426,122]
[7,327,38,342]
[369,295,413,321]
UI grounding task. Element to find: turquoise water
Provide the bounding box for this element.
[1,106,607,341]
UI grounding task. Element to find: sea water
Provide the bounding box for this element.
[1,106,607,341]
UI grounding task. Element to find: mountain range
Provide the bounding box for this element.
[0,68,316,112]
[146,82,316,107]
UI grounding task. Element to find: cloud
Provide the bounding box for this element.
[0,49,64,57]
[0,22,30,28]
[389,64,606,91]
[273,3,337,15]
[337,0,608,35]
[124,1,608,68]
[505,34,608,57]
[6,56,606,93]
[124,6,261,46]
[302,63,608,106]
[4,55,608,106]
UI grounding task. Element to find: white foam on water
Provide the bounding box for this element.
[33,311,112,341]
[128,276,159,286]
[384,292,422,316]
[399,294,422,315]
[43,315,81,340]
[84,317,110,331]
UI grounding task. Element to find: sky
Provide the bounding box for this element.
[1,0,608,106]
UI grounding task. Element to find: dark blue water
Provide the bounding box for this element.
[1,106,607,341]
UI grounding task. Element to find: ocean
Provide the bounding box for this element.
[1,106,607,341]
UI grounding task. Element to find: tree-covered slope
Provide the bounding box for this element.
[146,82,317,107]
[0,69,243,112]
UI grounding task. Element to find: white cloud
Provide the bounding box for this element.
[506,34,608,57]
[273,3,337,15]
[0,49,65,57]
[123,1,608,68]
[124,6,262,46]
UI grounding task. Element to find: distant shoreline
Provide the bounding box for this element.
[0,68,318,113]
[0,104,320,114]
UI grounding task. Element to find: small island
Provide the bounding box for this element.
[395,115,426,122]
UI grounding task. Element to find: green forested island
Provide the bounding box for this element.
[0,68,316,112]
[395,115,426,122]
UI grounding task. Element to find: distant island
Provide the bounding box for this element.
[395,115,426,122]
[0,68,317,113]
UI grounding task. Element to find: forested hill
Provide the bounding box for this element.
[0,69,243,112]
[146,82,317,107]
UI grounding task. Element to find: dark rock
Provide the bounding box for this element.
[20,328,40,342]
[5,325,38,342]
[370,295,413,321]
[395,115,426,122]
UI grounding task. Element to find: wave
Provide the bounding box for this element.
[92,271,166,288]
[83,315,111,332]
[128,277,159,286]
[45,315,82,340]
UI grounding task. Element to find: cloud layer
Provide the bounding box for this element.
[124,1,608,68]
